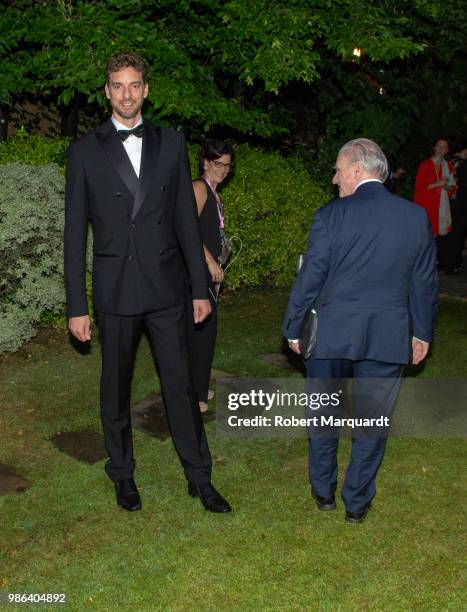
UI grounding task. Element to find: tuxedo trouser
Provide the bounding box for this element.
[305,358,403,512]
[186,289,217,403]
[98,304,212,484]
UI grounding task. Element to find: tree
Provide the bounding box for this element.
[0,0,434,140]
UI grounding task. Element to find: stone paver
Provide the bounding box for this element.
[210,368,235,379]
[132,392,215,440]
[438,244,467,299]
[438,269,467,300]
[257,353,304,372]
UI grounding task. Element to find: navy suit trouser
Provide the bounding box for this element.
[305,358,403,512]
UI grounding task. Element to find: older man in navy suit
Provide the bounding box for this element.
[283,138,437,523]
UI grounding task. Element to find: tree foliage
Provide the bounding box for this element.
[3,0,458,139]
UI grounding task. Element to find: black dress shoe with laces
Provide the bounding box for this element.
[188,482,232,513]
[115,477,142,512]
[345,502,371,524]
[311,488,336,511]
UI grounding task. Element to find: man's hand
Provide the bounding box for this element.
[288,339,301,355]
[69,315,91,342]
[193,299,211,324]
[412,337,429,365]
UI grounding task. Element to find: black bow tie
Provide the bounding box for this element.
[117,124,144,141]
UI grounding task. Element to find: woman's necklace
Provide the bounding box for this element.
[203,174,225,229]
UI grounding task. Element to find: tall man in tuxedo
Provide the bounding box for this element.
[284,138,437,523]
[64,52,231,513]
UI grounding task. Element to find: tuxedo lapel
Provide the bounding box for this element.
[95,119,139,203]
[132,123,161,219]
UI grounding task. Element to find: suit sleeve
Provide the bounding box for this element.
[408,214,437,342]
[174,133,208,300]
[64,142,89,317]
[282,210,331,339]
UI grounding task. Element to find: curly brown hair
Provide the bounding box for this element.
[105,52,148,84]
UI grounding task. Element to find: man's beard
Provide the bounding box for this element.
[115,100,142,119]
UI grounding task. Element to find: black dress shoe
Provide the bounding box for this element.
[345,502,371,524]
[188,482,232,513]
[311,488,336,511]
[115,477,142,512]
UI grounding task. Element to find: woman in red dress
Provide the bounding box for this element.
[414,138,457,272]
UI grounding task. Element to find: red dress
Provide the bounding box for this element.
[414,158,455,237]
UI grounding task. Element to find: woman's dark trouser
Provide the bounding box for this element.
[437,233,457,271]
[450,199,467,268]
[98,304,212,485]
[186,291,218,403]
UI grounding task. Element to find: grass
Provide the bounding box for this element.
[0,290,466,611]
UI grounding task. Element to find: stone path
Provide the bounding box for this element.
[438,267,467,300]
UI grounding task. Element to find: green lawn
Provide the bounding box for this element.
[0,290,466,611]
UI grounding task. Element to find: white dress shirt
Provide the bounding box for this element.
[111,116,143,177]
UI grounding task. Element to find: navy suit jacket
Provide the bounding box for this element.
[283,181,437,364]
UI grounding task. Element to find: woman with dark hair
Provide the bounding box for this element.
[188,140,234,412]
[414,138,457,272]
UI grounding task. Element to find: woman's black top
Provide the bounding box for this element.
[197,177,222,261]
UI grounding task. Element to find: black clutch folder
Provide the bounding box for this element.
[298,306,318,360]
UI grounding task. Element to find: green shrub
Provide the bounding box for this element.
[0,129,69,168]
[0,164,66,352]
[188,144,329,288]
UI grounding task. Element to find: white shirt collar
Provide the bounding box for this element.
[352,178,382,194]
[111,116,143,131]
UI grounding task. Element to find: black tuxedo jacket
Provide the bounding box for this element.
[64,119,208,317]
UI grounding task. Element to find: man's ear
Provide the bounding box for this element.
[104,83,110,100]
[143,82,149,99]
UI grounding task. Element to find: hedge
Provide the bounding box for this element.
[0,134,329,352]
[0,129,70,167]
[0,164,66,352]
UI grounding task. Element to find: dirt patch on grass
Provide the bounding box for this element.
[51,430,106,464]
[0,327,70,366]
[0,464,31,495]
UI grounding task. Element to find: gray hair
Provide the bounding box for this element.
[339,138,388,181]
